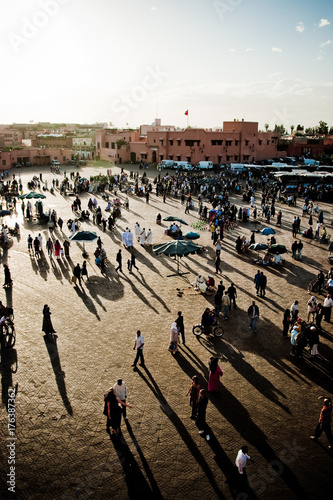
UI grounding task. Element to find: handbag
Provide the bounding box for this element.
[71,276,77,284]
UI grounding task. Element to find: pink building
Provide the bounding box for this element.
[96,119,279,165]
[0,148,77,170]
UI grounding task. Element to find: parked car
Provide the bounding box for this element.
[51,159,60,166]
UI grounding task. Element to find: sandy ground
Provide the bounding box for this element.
[0,162,332,500]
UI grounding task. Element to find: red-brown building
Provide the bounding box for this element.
[96,119,279,165]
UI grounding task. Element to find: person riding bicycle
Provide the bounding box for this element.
[201,308,211,334]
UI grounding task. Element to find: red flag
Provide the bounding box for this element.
[184,110,188,116]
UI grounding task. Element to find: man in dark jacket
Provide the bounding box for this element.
[259,272,267,297]
[248,301,259,333]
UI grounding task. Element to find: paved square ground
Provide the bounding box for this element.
[0,163,332,500]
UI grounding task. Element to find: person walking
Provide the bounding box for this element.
[215,254,222,274]
[103,387,132,435]
[73,263,82,286]
[3,265,12,288]
[27,234,33,253]
[54,240,61,259]
[254,270,261,296]
[307,296,318,323]
[46,238,53,257]
[112,379,128,420]
[63,239,70,258]
[81,260,88,281]
[310,396,333,449]
[235,446,253,484]
[196,389,210,440]
[282,308,291,338]
[115,249,122,272]
[259,271,267,297]
[291,300,299,323]
[186,375,200,420]
[130,252,139,273]
[227,282,237,309]
[248,301,259,333]
[42,304,56,335]
[176,311,185,345]
[169,321,179,354]
[323,294,333,322]
[132,330,145,368]
[222,291,231,320]
[208,357,223,392]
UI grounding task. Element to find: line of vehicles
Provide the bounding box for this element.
[158,158,330,174]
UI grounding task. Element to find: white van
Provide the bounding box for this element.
[229,163,246,173]
[174,161,193,171]
[51,159,60,166]
[159,160,175,169]
[196,161,213,170]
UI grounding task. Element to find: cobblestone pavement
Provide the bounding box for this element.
[0,164,332,500]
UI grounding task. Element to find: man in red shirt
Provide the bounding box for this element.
[310,396,333,449]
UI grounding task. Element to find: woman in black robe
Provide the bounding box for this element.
[42,305,56,334]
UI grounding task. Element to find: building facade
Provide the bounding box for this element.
[96,119,279,165]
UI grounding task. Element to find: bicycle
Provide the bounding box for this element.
[192,323,224,337]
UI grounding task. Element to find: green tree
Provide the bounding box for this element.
[296,124,304,131]
[290,125,294,135]
[265,123,269,132]
[317,121,329,135]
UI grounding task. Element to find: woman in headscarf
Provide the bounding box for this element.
[54,240,61,259]
[42,305,56,335]
[207,357,223,392]
[169,321,179,354]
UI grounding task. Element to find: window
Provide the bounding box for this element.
[243,155,250,161]
[168,155,173,160]
[2,160,6,166]
[226,140,232,147]
[63,156,66,161]
[177,140,181,146]
[153,139,156,143]
[105,142,109,148]
[211,140,223,146]
[169,140,173,146]
[266,140,270,145]
[160,139,164,146]
[97,142,100,149]
[245,140,249,146]
[141,153,147,159]
[185,140,201,147]
[227,155,232,161]
[235,155,239,161]
[111,142,115,149]
[177,155,181,161]
[235,140,239,146]
[259,140,262,145]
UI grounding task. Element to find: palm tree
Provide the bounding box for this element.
[265,123,269,132]
[290,125,294,136]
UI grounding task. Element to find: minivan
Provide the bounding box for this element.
[51,159,61,166]
[196,161,213,170]
[159,160,175,169]
[174,161,193,171]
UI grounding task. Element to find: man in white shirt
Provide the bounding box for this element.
[132,330,145,368]
[291,300,299,322]
[113,379,128,419]
[235,446,252,475]
[323,294,333,322]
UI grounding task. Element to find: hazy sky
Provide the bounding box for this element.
[1,0,332,131]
